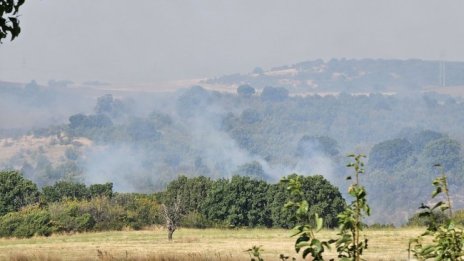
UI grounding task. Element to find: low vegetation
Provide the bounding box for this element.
[0,228,427,261]
[0,170,345,239]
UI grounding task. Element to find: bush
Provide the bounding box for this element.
[181,211,210,228]
[407,210,450,229]
[116,194,162,230]
[48,200,95,233]
[0,205,51,238]
[367,223,395,229]
[0,212,22,237]
[78,197,127,231]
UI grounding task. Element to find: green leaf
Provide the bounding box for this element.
[302,247,313,259]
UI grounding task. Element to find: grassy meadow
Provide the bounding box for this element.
[0,227,424,261]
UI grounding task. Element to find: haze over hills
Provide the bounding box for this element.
[2,58,464,224]
[205,58,464,95]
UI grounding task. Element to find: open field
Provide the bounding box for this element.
[0,227,424,261]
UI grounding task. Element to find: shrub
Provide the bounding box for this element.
[48,200,95,233]
[181,211,210,228]
[79,197,127,231]
[0,205,51,238]
[0,212,22,237]
[407,211,450,228]
[118,194,162,229]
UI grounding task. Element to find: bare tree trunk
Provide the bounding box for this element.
[162,200,181,241]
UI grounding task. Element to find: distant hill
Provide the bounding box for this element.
[204,59,464,95]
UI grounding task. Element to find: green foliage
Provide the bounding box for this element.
[0,205,51,238]
[115,194,162,230]
[368,138,413,170]
[409,170,464,260]
[282,176,333,261]
[78,196,127,231]
[42,181,90,202]
[163,176,212,214]
[365,132,464,225]
[245,245,264,261]
[268,174,345,229]
[45,193,161,234]
[48,200,95,233]
[89,182,113,198]
[407,211,450,229]
[422,138,462,172]
[0,0,24,43]
[0,170,39,216]
[42,181,114,203]
[335,154,370,261]
[202,176,271,227]
[180,211,210,229]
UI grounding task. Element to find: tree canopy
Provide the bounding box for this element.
[0,170,39,216]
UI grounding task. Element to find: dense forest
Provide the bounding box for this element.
[1,59,464,225]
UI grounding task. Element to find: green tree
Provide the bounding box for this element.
[42,181,90,202]
[421,137,462,172]
[202,176,271,227]
[163,175,212,213]
[0,0,25,43]
[368,138,413,170]
[268,174,345,229]
[89,183,113,198]
[0,170,39,216]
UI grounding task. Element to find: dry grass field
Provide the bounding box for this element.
[0,227,424,261]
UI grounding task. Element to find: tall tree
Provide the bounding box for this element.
[0,170,39,215]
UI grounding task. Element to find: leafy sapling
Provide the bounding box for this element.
[245,245,264,261]
[335,154,370,261]
[282,176,333,261]
[408,164,464,260]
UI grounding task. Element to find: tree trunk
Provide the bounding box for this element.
[168,228,174,241]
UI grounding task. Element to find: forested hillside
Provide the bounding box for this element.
[2,59,464,224]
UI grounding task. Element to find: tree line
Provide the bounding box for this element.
[0,170,345,238]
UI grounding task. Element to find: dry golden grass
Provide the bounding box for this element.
[0,227,424,261]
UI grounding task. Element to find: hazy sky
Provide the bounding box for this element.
[1,0,464,85]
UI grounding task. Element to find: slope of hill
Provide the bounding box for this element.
[2,58,464,224]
